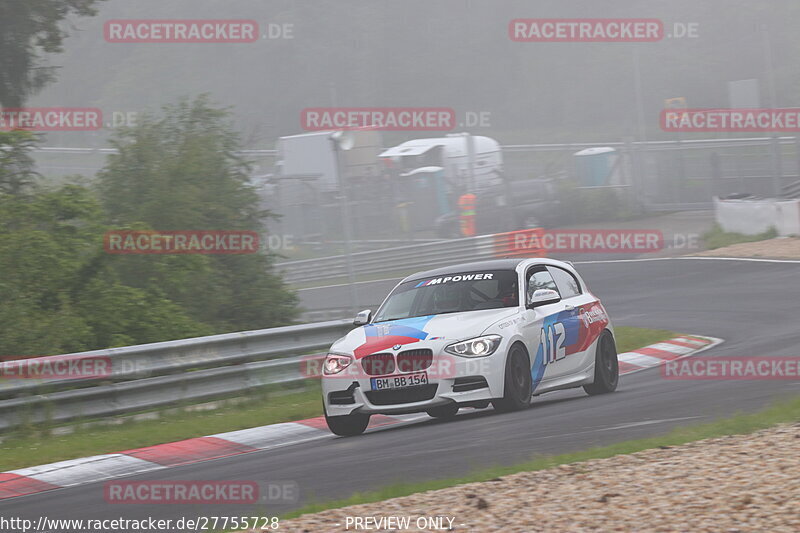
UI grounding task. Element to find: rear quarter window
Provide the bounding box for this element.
[548,266,582,298]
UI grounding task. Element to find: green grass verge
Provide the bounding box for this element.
[281,394,800,520]
[613,326,676,354]
[0,385,322,472]
[702,223,777,250]
[0,326,676,472]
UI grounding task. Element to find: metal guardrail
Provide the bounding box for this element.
[33,147,279,157]
[277,234,485,284]
[0,354,324,431]
[35,137,800,156]
[0,320,353,431]
[276,229,545,284]
[782,179,800,199]
[0,320,352,396]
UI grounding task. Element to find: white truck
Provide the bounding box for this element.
[267,131,562,240]
[378,133,503,191]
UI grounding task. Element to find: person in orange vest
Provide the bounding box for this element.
[458,193,477,237]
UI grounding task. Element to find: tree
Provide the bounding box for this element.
[0,184,210,356]
[97,95,298,332]
[0,0,104,107]
[0,131,40,195]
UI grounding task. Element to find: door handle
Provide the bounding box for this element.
[564,304,575,311]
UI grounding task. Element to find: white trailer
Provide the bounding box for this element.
[276,130,384,190]
[378,133,503,191]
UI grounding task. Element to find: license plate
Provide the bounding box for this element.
[371,372,428,391]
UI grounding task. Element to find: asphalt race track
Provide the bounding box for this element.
[3,257,799,528]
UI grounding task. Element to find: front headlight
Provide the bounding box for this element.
[323,353,353,375]
[444,335,502,357]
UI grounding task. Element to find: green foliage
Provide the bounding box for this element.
[0,0,104,107]
[96,95,298,332]
[702,223,778,250]
[99,96,260,230]
[75,279,212,348]
[0,184,209,356]
[0,97,297,357]
[556,179,635,224]
[0,131,40,195]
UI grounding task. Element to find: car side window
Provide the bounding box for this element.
[548,266,582,298]
[526,267,558,305]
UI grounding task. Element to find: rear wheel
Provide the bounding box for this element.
[427,403,459,419]
[492,344,532,412]
[324,405,370,436]
[583,331,619,395]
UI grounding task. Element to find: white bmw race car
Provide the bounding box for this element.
[321,258,619,436]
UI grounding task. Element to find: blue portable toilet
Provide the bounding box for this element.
[574,147,617,186]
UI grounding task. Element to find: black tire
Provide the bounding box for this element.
[492,344,532,412]
[427,403,459,419]
[583,331,619,395]
[324,405,370,436]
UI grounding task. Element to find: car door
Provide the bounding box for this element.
[519,266,571,390]
[545,265,599,375]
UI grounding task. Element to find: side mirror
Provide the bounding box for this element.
[527,289,561,308]
[353,309,372,326]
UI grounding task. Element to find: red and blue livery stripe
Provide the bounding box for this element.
[355,315,434,358]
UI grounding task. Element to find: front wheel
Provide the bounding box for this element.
[324,406,370,436]
[583,331,619,395]
[492,344,532,412]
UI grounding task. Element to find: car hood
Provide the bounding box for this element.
[331,308,519,359]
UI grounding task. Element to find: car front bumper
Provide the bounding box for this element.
[322,347,506,416]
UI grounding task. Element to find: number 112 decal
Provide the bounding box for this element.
[540,322,566,365]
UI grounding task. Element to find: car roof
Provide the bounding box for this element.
[403,258,527,282]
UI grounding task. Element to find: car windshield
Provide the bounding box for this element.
[373,270,519,322]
